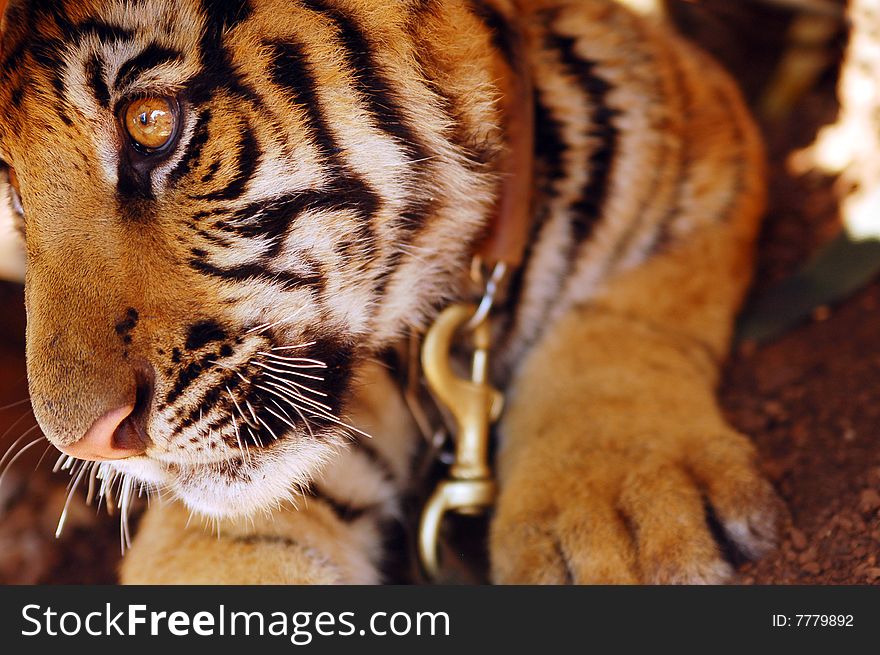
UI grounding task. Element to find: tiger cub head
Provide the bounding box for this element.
[0,0,505,516]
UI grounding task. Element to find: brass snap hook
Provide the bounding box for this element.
[418,303,503,579]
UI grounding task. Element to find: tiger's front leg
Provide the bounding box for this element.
[122,499,375,584]
[121,362,416,585]
[490,219,785,584]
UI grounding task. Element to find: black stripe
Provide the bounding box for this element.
[368,195,436,300]
[114,43,183,91]
[369,246,405,302]
[594,16,680,272]
[201,0,253,33]
[222,183,379,258]
[189,255,324,292]
[0,31,73,125]
[298,0,428,162]
[177,357,306,444]
[85,54,110,109]
[190,0,260,106]
[190,120,261,201]
[174,368,243,431]
[645,52,750,259]
[191,208,226,222]
[403,11,485,174]
[267,40,341,160]
[10,15,133,76]
[278,6,432,303]
[306,484,374,523]
[185,320,228,351]
[467,0,519,67]
[231,534,303,549]
[200,160,222,184]
[0,6,132,87]
[497,28,620,368]
[550,35,619,262]
[8,85,24,110]
[28,39,67,97]
[365,7,491,305]
[171,333,355,451]
[165,350,222,406]
[192,225,233,249]
[70,18,135,44]
[168,109,212,185]
[263,38,380,258]
[350,434,398,484]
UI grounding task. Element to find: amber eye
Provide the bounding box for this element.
[123,97,177,152]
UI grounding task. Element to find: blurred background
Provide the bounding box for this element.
[2,0,880,584]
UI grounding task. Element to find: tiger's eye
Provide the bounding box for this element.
[124,97,176,151]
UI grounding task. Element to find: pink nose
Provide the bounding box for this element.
[57,404,148,461]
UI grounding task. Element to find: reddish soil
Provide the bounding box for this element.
[0,1,876,584]
[723,92,880,585]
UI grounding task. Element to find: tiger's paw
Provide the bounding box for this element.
[489,429,784,584]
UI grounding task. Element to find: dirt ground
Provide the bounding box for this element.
[1,1,877,584]
[722,101,880,583]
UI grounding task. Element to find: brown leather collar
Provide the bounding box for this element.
[476,13,535,269]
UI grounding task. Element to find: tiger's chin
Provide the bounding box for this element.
[108,438,338,519]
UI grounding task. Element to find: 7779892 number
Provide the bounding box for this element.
[798,615,853,627]
[772,615,854,627]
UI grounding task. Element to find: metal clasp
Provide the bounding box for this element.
[417,303,504,579]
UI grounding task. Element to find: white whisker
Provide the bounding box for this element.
[226,389,251,464]
[255,416,278,442]
[245,425,264,448]
[0,433,45,491]
[86,461,99,506]
[245,401,260,427]
[258,382,372,439]
[252,360,324,381]
[0,398,32,412]
[0,424,42,473]
[258,370,329,402]
[119,475,134,553]
[258,380,334,415]
[256,352,327,368]
[269,397,314,439]
[56,461,89,538]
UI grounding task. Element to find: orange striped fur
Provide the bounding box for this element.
[0,0,780,583]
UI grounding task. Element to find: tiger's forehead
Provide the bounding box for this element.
[2,0,205,42]
[0,0,214,149]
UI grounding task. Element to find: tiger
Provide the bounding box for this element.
[0,0,783,584]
